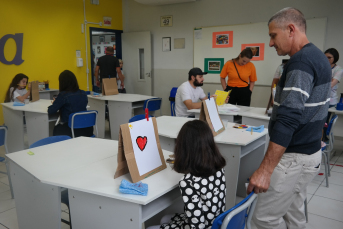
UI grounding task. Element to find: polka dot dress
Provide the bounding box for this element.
[160,169,226,229]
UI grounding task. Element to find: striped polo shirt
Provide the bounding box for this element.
[269,43,331,155]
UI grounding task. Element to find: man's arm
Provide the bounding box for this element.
[95,66,100,81]
[183,100,202,110]
[331,78,339,88]
[247,142,286,193]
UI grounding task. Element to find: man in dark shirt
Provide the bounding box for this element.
[247,8,331,229]
[95,46,124,90]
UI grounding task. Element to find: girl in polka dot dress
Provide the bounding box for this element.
[147,120,226,229]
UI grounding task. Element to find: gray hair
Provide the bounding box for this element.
[268,7,306,32]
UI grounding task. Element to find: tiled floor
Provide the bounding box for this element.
[1,136,343,228]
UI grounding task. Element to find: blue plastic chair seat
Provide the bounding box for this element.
[30,136,71,148]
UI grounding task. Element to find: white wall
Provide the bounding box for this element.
[122,0,343,115]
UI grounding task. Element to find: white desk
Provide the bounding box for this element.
[39,89,59,100]
[87,94,157,140]
[328,107,343,138]
[7,137,182,229]
[239,107,270,128]
[156,116,268,209]
[1,99,58,152]
[188,105,251,122]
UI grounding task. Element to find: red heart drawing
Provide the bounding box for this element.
[136,136,148,151]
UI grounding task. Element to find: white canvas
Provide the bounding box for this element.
[205,99,223,132]
[128,119,162,176]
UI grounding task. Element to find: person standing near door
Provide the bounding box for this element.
[95,46,124,91]
[220,48,257,106]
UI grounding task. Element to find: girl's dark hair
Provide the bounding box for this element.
[4,73,29,102]
[173,120,226,177]
[325,48,339,64]
[236,48,253,60]
[59,70,79,92]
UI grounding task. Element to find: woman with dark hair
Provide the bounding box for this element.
[4,73,31,103]
[323,48,343,140]
[48,70,93,137]
[220,48,257,106]
[147,120,226,229]
[325,48,343,106]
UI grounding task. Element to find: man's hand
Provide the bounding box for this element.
[121,82,124,88]
[247,167,272,194]
[96,80,100,87]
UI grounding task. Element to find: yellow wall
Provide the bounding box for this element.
[0,0,123,124]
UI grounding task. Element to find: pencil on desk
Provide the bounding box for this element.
[251,127,253,135]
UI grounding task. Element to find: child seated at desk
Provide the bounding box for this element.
[48,70,93,137]
[4,73,31,103]
[148,120,227,229]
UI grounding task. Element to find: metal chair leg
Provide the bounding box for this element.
[5,161,14,199]
[304,198,308,223]
[322,152,329,188]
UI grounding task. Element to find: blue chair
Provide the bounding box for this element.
[68,110,98,138]
[0,126,14,199]
[129,114,153,123]
[29,136,71,148]
[143,98,162,116]
[212,191,258,229]
[169,87,178,116]
[323,115,338,174]
[29,135,72,227]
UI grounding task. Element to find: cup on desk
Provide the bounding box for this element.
[24,99,29,104]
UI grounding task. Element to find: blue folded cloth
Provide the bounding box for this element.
[119,179,148,196]
[93,92,100,95]
[246,125,264,133]
[13,102,25,106]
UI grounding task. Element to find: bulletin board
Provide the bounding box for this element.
[194,18,327,85]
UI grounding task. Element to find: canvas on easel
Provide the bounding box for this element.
[102,78,119,95]
[114,117,167,183]
[30,81,40,102]
[199,98,225,136]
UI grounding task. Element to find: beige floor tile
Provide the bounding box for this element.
[305,213,343,229]
[0,208,18,229]
[308,196,343,222]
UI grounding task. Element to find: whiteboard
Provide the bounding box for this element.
[194,18,327,85]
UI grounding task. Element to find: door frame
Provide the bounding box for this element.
[89,27,123,92]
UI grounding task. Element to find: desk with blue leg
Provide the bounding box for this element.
[87,94,157,140]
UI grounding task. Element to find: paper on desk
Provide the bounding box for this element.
[205,99,224,132]
[128,119,162,176]
[215,90,229,106]
[218,104,240,113]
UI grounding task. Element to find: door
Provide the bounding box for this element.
[122,31,152,95]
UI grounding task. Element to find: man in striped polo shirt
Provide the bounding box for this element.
[247,8,331,229]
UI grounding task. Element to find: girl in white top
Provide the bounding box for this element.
[116,59,126,93]
[4,73,31,103]
[324,48,343,106]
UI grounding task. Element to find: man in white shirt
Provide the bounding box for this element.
[175,68,208,117]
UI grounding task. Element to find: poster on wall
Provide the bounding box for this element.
[241,43,265,61]
[204,58,224,74]
[103,17,112,27]
[97,46,101,54]
[212,31,233,48]
[111,36,116,42]
[99,36,105,43]
[160,15,173,27]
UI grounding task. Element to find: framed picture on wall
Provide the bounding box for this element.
[97,46,101,54]
[161,15,173,27]
[162,37,171,52]
[241,43,265,61]
[212,31,233,48]
[204,58,224,74]
[99,36,105,42]
[111,36,116,42]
